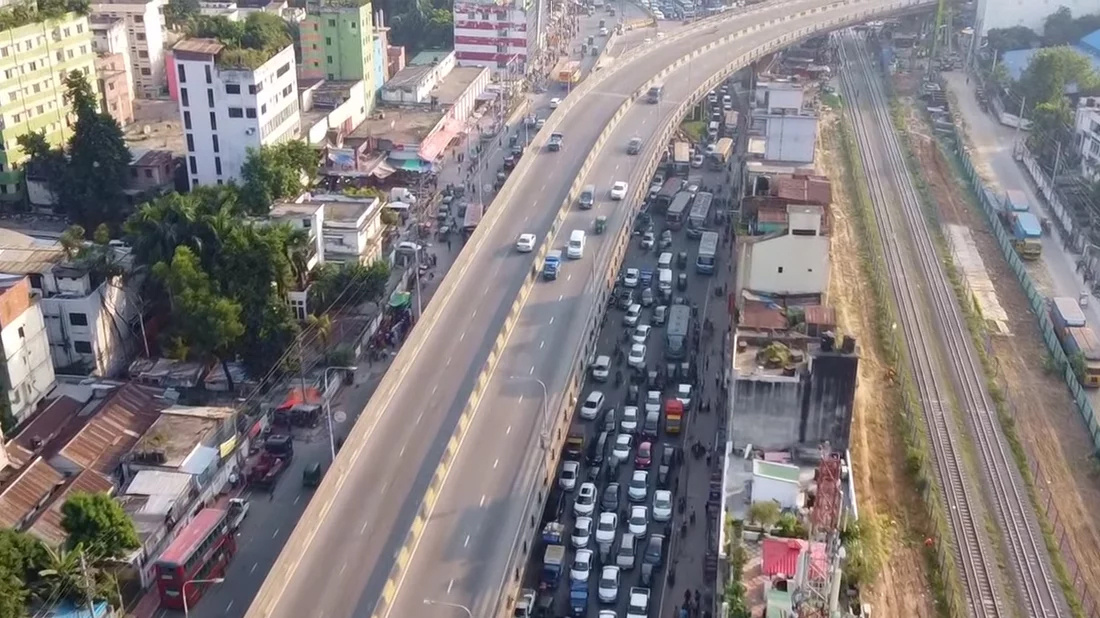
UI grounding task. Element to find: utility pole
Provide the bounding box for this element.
[79,552,96,618]
[297,334,309,398]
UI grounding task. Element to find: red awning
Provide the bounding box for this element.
[277,387,323,411]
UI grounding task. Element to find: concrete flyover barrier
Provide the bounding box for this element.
[245,2,935,617]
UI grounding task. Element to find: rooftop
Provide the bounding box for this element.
[305,192,382,224]
[8,394,89,461]
[269,202,322,219]
[753,459,800,483]
[349,106,444,143]
[433,66,486,105]
[27,469,114,547]
[128,357,207,389]
[0,244,68,275]
[0,458,64,530]
[385,64,435,91]
[56,383,165,474]
[409,49,452,66]
[132,149,175,169]
[131,408,230,469]
[173,37,227,57]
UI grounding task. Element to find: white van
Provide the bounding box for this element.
[658,268,673,293]
[568,230,586,259]
[707,121,719,140]
[657,252,673,270]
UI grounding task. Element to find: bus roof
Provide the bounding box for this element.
[659,178,681,198]
[698,231,719,255]
[157,508,227,566]
[668,192,691,215]
[673,142,690,162]
[691,192,713,216]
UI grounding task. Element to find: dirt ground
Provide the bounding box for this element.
[818,112,937,616]
[897,93,1100,605]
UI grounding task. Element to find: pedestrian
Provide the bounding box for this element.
[446,238,452,251]
[690,509,696,526]
[269,485,275,500]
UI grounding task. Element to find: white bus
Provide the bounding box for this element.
[686,192,713,239]
[666,192,691,230]
[696,231,719,274]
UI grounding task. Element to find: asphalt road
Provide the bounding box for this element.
[245,3,931,618]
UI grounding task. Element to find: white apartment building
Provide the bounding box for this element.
[172,39,300,189]
[91,0,167,98]
[750,80,818,164]
[736,205,830,297]
[0,275,56,425]
[1075,98,1100,181]
[453,0,545,73]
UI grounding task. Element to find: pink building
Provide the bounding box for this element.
[453,0,543,72]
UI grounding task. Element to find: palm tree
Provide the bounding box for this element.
[35,544,87,605]
[307,313,333,348]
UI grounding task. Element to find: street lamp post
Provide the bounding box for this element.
[323,365,359,460]
[511,375,551,449]
[423,598,473,618]
[182,577,224,617]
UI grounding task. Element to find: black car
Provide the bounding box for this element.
[601,482,621,512]
[677,251,688,269]
[503,155,516,170]
[677,272,688,291]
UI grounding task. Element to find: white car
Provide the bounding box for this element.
[575,482,598,516]
[645,390,661,416]
[623,304,642,326]
[599,26,609,35]
[610,181,628,200]
[628,505,648,536]
[676,383,693,410]
[627,587,651,618]
[596,511,618,544]
[560,460,580,491]
[628,344,647,368]
[598,566,621,603]
[516,233,537,252]
[550,97,561,109]
[691,154,705,168]
[571,549,593,582]
[573,516,593,548]
[632,325,651,344]
[653,305,668,325]
[620,406,639,434]
[628,470,649,502]
[653,489,673,522]
[623,268,640,288]
[612,433,633,461]
[640,231,655,249]
[580,391,605,420]
[652,9,664,19]
[705,143,716,156]
[591,355,611,382]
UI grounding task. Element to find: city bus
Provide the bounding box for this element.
[686,191,713,239]
[696,231,719,274]
[154,508,237,610]
[666,192,691,229]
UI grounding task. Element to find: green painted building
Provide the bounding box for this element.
[0,11,96,200]
[301,0,377,115]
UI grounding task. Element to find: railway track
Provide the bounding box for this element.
[837,31,1067,618]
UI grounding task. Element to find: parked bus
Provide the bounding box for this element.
[155,508,237,610]
[666,192,691,229]
[686,192,713,239]
[672,141,690,174]
[696,231,719,274]
[655,178,682,210]
[710,138,733,170]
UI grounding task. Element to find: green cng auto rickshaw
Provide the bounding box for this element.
[595,216,607,234]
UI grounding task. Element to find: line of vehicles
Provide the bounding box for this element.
[992,188,1046,260]
[1050,296,1100,388]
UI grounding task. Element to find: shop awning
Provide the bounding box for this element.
[389,291,412,308]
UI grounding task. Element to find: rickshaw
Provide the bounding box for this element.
[595,215,607,234]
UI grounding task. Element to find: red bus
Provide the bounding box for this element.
[154,508,237,610]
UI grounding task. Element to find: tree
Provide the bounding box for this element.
[986,26,1035,54]
[0,529,46,618]
[163,0,199,29]
[60,492,139,560]
[1042,7,1100,47]
[773,512,808,539]
[1018,46,1100,111]
[240,141,319,213]
[747,501,781,529]
[307,261,391,310]
[154,246,245,365]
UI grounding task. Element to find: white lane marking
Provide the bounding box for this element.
[529,366,535,375]
[272,528,280,538]
[566,274,571,281]
[518,394,524,404]
[540,340,545,349]
[226,601,234,613]
[294,494,301,505]
[250,563,258,574]
[340,561,348,575]
[480,495,487,507]
[415,411,424,425]
[464,535,471,548]
[549,316,555,324]
[494,458,499,469]
[446,357,452,366]
[472,308,478,318]
[506,425,512,434]
[399,445,407,458]
[361,520,370,535]
[460,330,466,341]
[431,385,438,396]
[448,579,455,594]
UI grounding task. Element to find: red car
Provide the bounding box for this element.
[635,441,653,469]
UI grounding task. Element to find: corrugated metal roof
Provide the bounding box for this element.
[173,38,225,56]
[1052,297,1087,327]
[0,245,66,275]
[28,469,114,547]
[740,300,787,330]
[775,176,831,206]
[0,458,64,530]
[762,537,803,576]
[804,305,835,327]
[56,384,164,474]
[11,395,85,458]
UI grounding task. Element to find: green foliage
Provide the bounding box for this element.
[0,0,88,31]
[240,141,319,213]
[772,512,808,539]
[724,531,750,618]
[746,501,781,528]
[154,246,246,363]
[18,72,132,230]
[1042,7,1100,47]
[985,26,1036,54]
[60,492,139,559]
[386,0,453,53]
[307,261,391,311]
[1018,46,1100,110]
[840,516,885,589]
[191,13,293,69]
[1069,351,1087,383]
[163,0,199,29]
[380,208,401,226]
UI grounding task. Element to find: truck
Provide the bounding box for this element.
[541,544,566,590]
[664,398,684,434]
[1064,326,1100,388]
[710,137,734,169]
[247,434,294,488]
[513,589,537,618]
[568,580,588,616]
[665,305,691,359]
[548,132,563,151]
[1050,296,1086,341]
[672,141,690,174]
[463,201,483,234]
[543,250,562,280]
[555,60,581,85]
[696,231,719,274]
[996,190,1042,259]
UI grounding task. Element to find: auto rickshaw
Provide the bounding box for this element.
[595,215,607,234]
[302,462,323,488]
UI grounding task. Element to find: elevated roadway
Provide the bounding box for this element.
[244,2,934,617]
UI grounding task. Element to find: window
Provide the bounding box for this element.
[325,37,332,45]
[183,111,191,130]
[141,68,151,76]
[137,32,145,41]
[17,326,24,338]
[180,88,189,106]
[248,84,256,94]
[276,63,290,78]
[209,112,217,130]
[69,312,88,326]
[328,19,336,26]
[189,156,197,174]
[144,168,153,178]
[207,89,214,107]
[226,84,241,94]
[777,266,784,274]
[260,104,266,114]
[246,108,256,118]
[186,133,194,152]
[134,14,143,22]
[73,341,93,354]
[327,55,333,64]
[205,65,212,84]
[214,157,222,175]
[138,50,148,58]
[212,135,219,152]
[228,107,243,118]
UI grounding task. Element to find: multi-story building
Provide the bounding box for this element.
[1075,98,1100,181]
[453,0,545,74]
[0,11,96,200]
[300,0,377,116]
[91,0,168,98]
[749,80,818,164]
[172,39,300,189]
[90,16,135,126]
[0,275,56,425]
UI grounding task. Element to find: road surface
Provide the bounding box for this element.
[245,2,933,618]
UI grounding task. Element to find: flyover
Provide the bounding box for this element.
[244,1,934,617]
